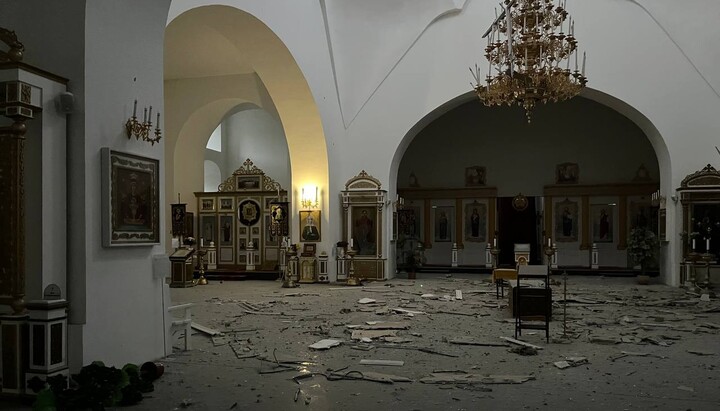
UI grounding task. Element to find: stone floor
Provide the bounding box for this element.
[8,273,720,410]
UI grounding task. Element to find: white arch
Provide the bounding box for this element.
[389,88,675,283]
[165,4,330,251]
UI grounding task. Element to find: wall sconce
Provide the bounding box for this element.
[651,190,666,208]
[126,99,161,145]
[301,186,319,209]
[393,194,405,210]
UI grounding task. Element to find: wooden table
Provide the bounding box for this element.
[492,268,517,298]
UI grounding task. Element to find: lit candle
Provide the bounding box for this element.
[133,99,137,117]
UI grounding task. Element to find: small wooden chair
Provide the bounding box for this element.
[168,303,194,350]
[513,265,551,343]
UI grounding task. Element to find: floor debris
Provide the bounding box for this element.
[420,372,535,384]
[351,330,399,340]
[191,322,222,336]
[500,336,544,350]
[609,351,665,362]
[308,339,343,350]
[687,349,716,356]
[152,276,720,410]
[346,322,409,330]
[448,337,509,347]
[553,357,588,369]
[390,307,426,315]
[359,359,405,366]
[509,346,538,356]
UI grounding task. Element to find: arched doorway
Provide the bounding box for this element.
[393,90,671,280]
[164,5,330,254]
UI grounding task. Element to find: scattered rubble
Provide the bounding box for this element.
[155,276,720,409]
[553,357,588,369]
[308,339,343,350]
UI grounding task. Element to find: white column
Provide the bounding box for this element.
[591,243,599,269]
[451,243,459,268]
[246,241,256,271]
[205,242,217,270]
[485,244,492,268]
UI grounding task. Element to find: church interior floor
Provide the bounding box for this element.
[10,275,716,411]
[119,274,720,411]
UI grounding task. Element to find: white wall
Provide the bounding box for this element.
[81,0,171,367]
[221,108,290,188]
[399,97,658,196]
[397,97,658,268]
[167,1,345,276]
[3,3,717,374]
[203,160,221,192]
[328,0,720,284]
[1,0,172,369]
[164,0,720,283]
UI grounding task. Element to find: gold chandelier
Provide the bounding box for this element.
[472,0,587,123]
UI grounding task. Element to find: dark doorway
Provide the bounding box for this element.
[497,197,538,266]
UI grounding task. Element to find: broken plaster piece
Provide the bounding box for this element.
[309,339,342,350]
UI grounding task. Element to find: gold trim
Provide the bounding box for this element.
[399,187,498,199]
[617,196,628,250]
[0,120,28,313]
[543,183,657,197]
[423,199,432,248]
[0,27,24,63]
[455,198,463,248]
[345,170,382,190]
[489,198,497,242]
[544,196,552,241]
[217,158,282,192]
[580,196,590,250]
[680,164,720,188]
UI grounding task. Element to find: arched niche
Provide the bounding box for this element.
[164,5,329,252]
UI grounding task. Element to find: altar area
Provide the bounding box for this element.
[194,159,288,274]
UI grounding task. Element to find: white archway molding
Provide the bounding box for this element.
[173,98,248,209]
[389,88,676,283]
[335,0,719,285]
[165,4,330,252]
